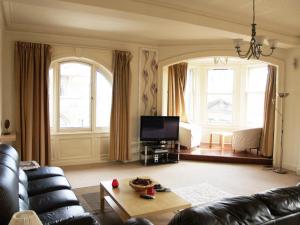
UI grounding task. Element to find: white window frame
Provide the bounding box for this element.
[49,58,112,134]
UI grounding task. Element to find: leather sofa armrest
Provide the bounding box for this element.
[124,218,154,225]
[44,213,99,225]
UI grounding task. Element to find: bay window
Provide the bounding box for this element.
[185,63,268,128]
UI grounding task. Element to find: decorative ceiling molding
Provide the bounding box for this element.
[2,0,300,47]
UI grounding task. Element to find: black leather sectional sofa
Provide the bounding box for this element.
[0,144,99,225]
[126,185,300,225]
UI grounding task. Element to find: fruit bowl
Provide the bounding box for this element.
[129,177,154,192]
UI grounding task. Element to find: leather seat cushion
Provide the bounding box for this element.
[168,196,274,225]
[25,167,64,180]
[19,198,30,211]
[19,182,29,205]
[28,176,71,196]
[38,205,85,224]
[0,153,18,173]
[254,186,300,216]
[29,189,79,214]
[125,218,154,225]
[19,168,28,189]
[0,144,19,162]
[0,165,19,225]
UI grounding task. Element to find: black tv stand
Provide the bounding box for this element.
[140,140,180,166]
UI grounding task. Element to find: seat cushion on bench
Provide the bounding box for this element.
[25,167,64,180]
[28,176,71,196]
[30,189,79,214]
[254,186,300,216]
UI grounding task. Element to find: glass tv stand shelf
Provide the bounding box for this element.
[140,141,180,166]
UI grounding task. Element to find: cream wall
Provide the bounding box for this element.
[2,30,156,165]
[284,47,300,173]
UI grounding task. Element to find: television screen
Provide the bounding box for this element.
[140,116,180,141]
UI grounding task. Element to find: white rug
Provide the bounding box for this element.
[173,183,233,206]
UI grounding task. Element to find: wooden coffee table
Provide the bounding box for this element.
[100,178,191,221]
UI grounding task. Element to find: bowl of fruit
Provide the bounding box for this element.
[129,177,154,192]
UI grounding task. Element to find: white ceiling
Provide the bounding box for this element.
[2,0,300,47]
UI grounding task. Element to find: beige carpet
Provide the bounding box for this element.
[64,160,300,196]
[66,160,300,224]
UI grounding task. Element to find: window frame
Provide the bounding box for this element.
[49,59,112,134]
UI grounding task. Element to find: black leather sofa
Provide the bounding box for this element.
[0,144,99,225]
[125,185,300,225]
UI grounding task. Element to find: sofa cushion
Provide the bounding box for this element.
[19,168,29,189]
[0,153,19,173]
[30,189,79,214]
[25,166,64,180]
[38,205,85,224]
[28,176,71,196]
[19,198,30,211]
[254,186,300,216]
[168,196,274,225]
[125,218,154,225]
[19,182,30,205]
[0,144,19,162]
[0,165,19,225]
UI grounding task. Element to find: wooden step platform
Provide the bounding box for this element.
[180,143,272,165]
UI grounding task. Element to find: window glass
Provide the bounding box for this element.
[207,69,234,124]
[59,62,91,128]
[246,66,268,127]
[96,70,112,128]
[247,67,268,92]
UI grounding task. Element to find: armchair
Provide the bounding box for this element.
[232,128,262,155]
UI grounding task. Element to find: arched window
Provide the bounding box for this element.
[49,59,112,132]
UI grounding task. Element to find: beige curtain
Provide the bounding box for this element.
[261,65,277,157]
[15,42,52,166]
[167,62,188,122]
[109,50,132,161]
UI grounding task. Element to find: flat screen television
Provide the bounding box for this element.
[140,116,180,141]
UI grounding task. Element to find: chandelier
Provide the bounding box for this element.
[233,0,278,59]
